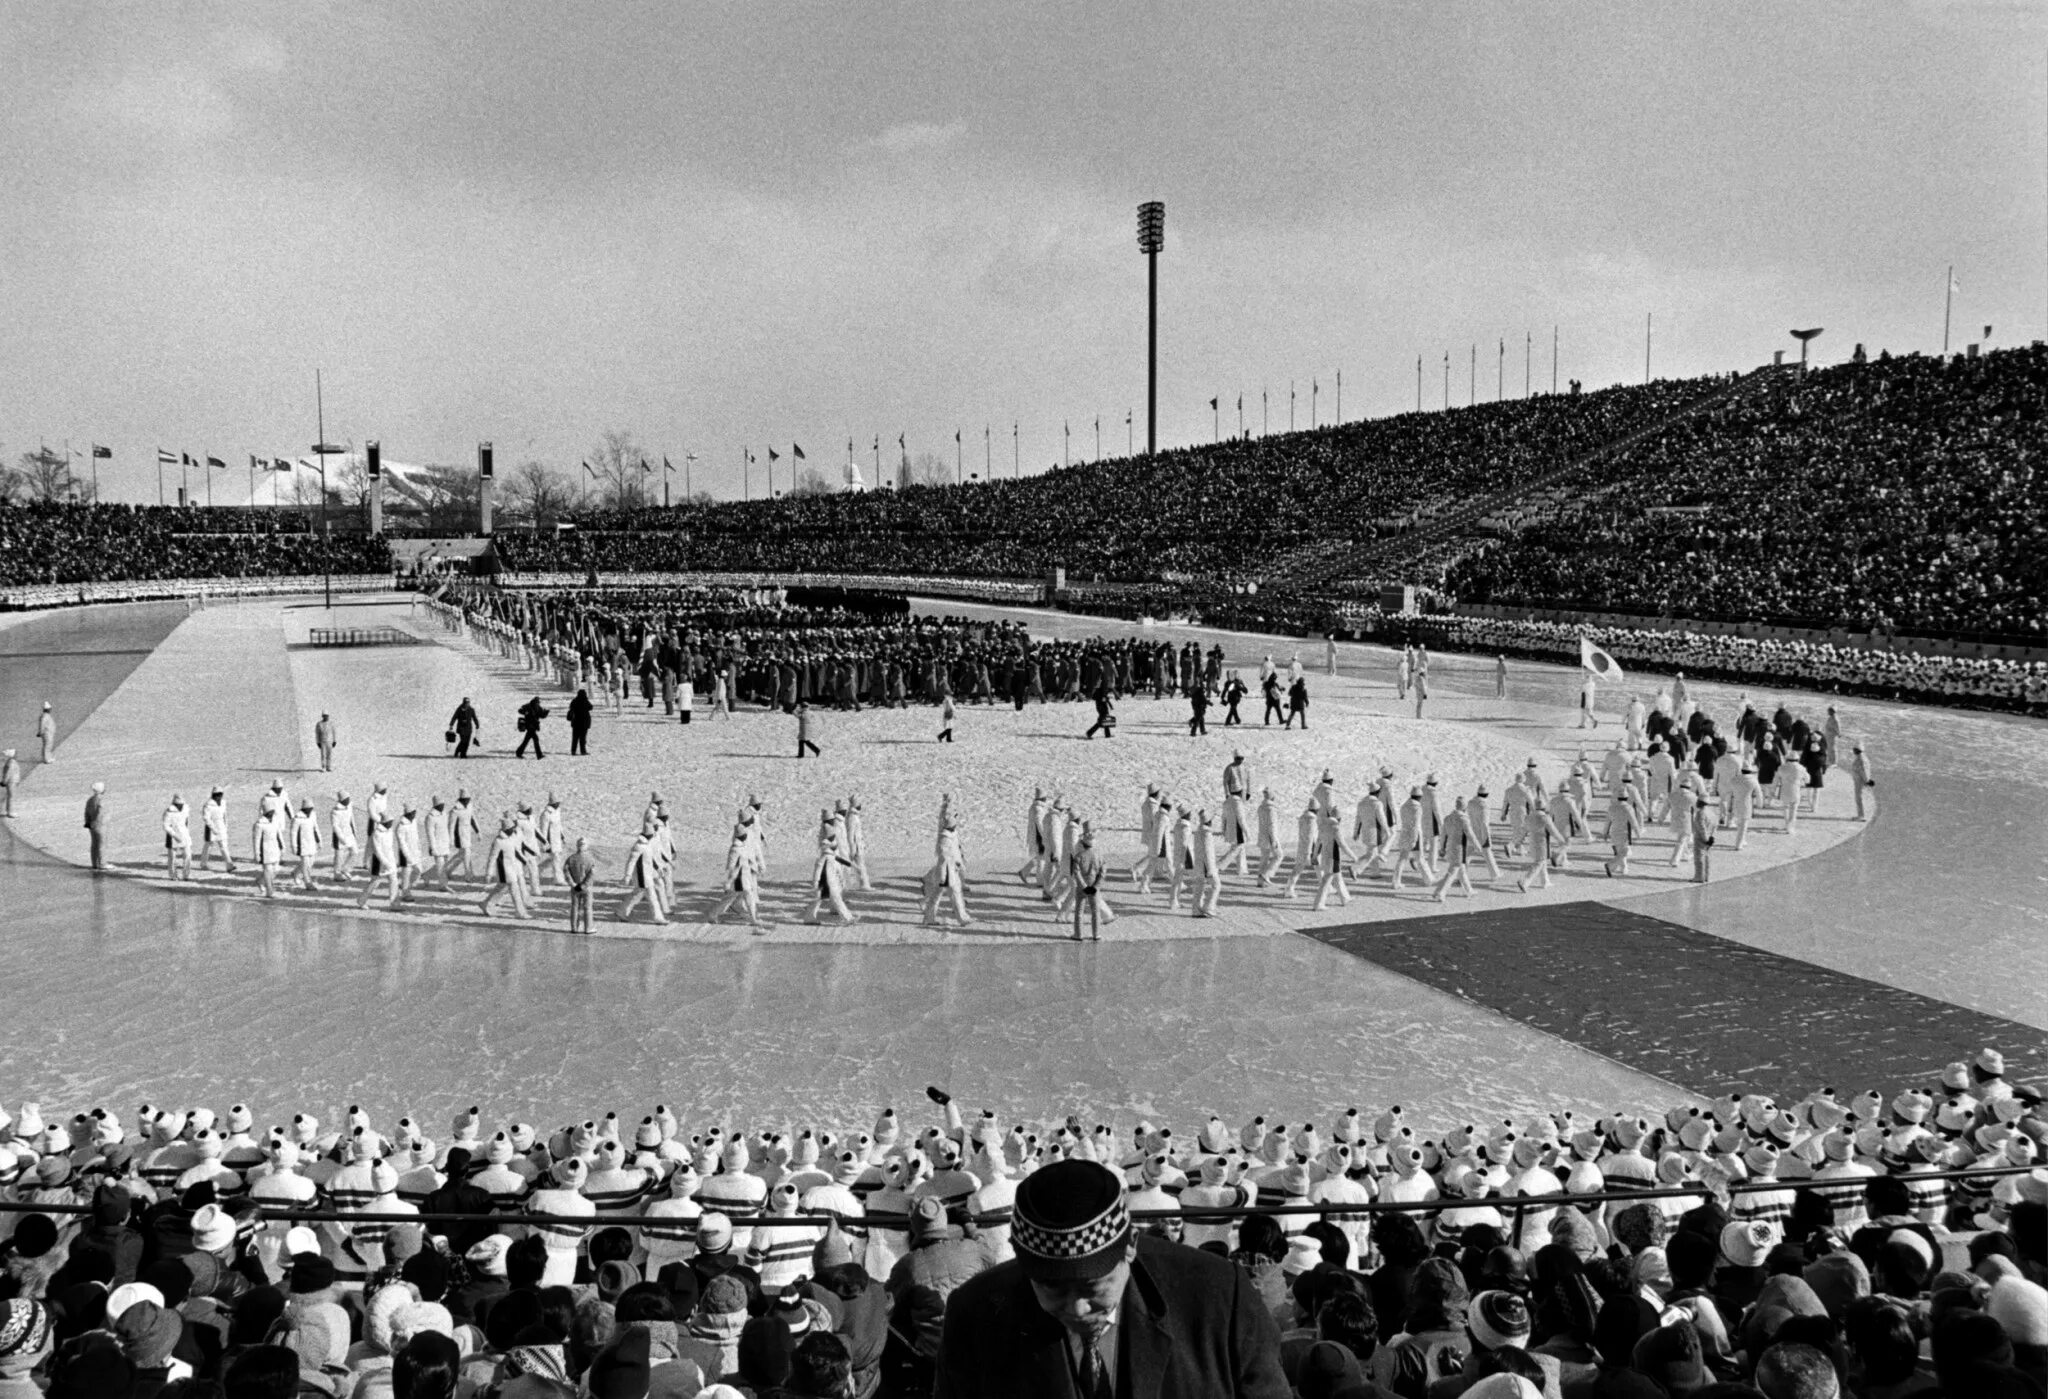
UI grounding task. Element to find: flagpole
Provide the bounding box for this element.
[1525,332,1531,399]
[1943,264,1953,354]
[156,455,164,507]
[1336,369,1341,424]
[1417,356,1422,413]
[1013,423,1019,478]
[314,367,329,609]
[206,456,213,507]
[1553,325,1558,394]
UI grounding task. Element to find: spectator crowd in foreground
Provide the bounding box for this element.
[0,1049,2041,1398]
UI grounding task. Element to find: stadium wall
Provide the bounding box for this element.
[496,570,1045,605]
[1450,602,2048,665]
[0,575,398,612]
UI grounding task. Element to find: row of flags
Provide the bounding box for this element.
[577,452,713,479]
[154,449,309,472]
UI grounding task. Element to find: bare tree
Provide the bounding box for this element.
[902,451,954,489]
[414,464,481,534]
[283,462,324,507]
[679,488,716,508]
[590,429,652,510]
[333,454,373,507]
[0,443,17,505]
[19,447,74,503]
[789,465,836,497]
[506,460,573,528]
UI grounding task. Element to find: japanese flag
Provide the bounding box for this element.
[1580,636,1623,682]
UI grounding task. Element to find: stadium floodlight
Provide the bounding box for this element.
[1137,201,1164,455]
[1790,327,1823,373]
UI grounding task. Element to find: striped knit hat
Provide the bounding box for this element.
[1012,1160,1132,1282]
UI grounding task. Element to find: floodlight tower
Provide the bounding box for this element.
[1137,201,1165,455]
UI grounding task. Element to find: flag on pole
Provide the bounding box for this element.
[792,443,805,459]
[1579,636,1624,682]
[157,448,177,465]
[274,458,293,471]
[663,456,674,473]
[582,461,596,479]
[206,455,225,469]
[1209,397,1218,410]
[182,453,195,466]
[92,445,112,459]
[767,448,779,462]
[249,453,260,469]
[640,457,652,473]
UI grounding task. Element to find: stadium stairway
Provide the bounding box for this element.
[1263,362,1794,596]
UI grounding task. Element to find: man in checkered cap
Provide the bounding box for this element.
[935,1158,1286,1398]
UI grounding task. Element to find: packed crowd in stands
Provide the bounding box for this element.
[1442,347,2048,638]
[0,505,391,588]
[489,380,1717,584]
[0,1054,2040,1399]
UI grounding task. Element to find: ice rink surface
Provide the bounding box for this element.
[0,592,2039,1142]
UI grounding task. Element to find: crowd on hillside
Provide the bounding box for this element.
[0,1054,2041,1399]
[489,380,1715,584]
[0,505,391,588]
[1443,347,2048,639]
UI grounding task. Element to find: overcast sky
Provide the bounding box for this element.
[5,1,2044,502]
